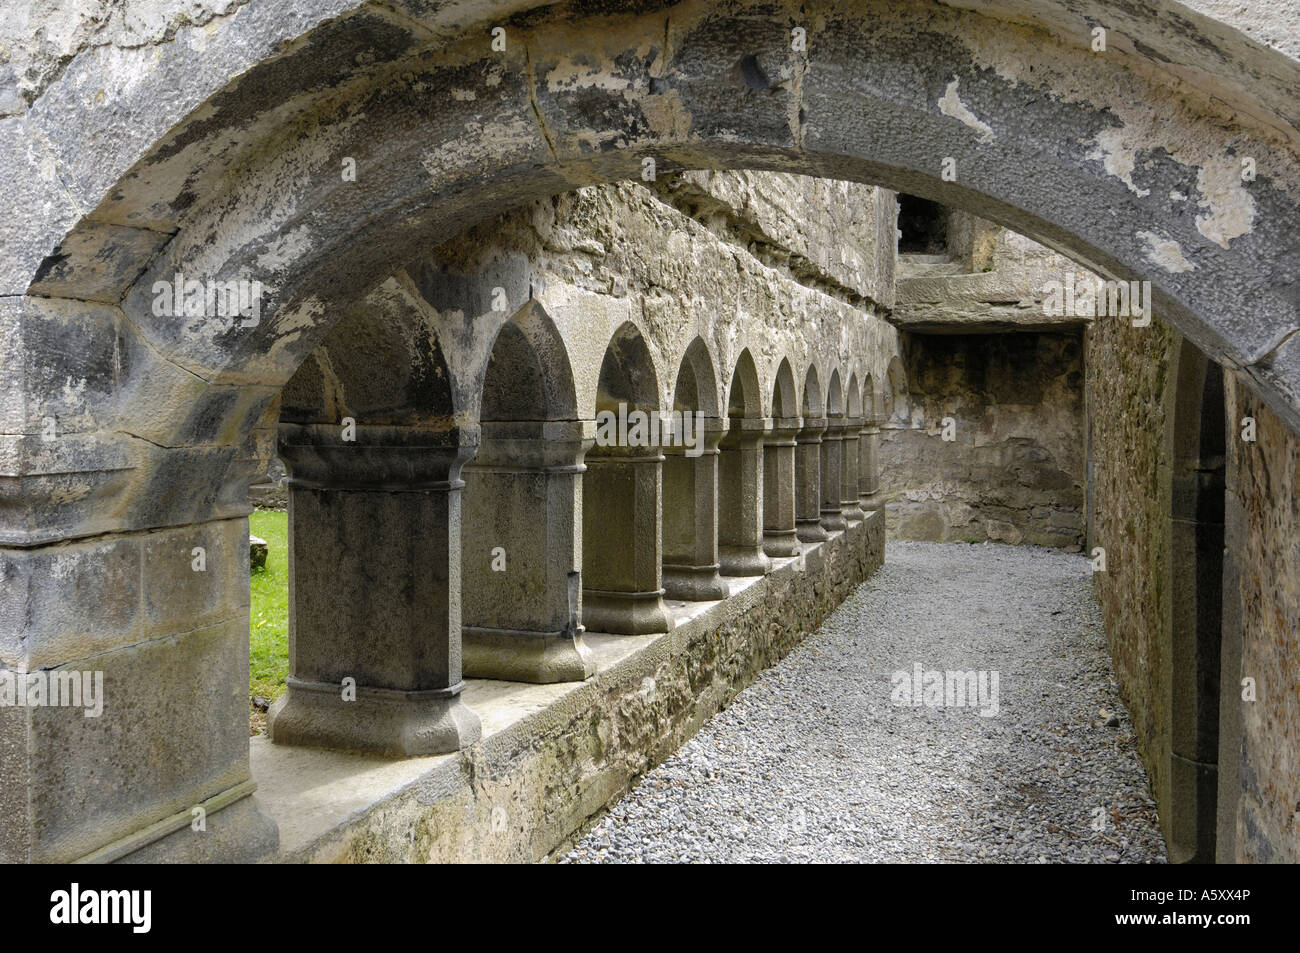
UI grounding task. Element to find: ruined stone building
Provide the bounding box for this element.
[1,0,1298,864]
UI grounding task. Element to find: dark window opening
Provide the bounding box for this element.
[898,194,948,255]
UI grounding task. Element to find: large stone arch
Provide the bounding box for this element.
[9,0,1300,549]
[6,0,1300,865]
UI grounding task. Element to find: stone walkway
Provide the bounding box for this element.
[564,541,1166,863]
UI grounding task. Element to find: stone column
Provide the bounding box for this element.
[840,415,867,522]
[269,424,482,757]
[859,410,886,513]
[795,416,830,543]
[582,445,675,634]
[461,420,594,683]
[718,417,771,576]
[0,513,280,862]
[763,415,802,557]
[661,419,728,601]
[820,417,847,533]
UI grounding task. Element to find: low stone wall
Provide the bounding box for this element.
[252,512,883,863]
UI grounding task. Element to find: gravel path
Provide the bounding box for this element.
[564,541,1166,863]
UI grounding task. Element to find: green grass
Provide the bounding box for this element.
[249,510,290,706]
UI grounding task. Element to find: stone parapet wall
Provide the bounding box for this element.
[253,513,883,863]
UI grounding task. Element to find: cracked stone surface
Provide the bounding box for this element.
[565,541,1166,863]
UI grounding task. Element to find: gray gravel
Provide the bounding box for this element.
[564,541,1166,863]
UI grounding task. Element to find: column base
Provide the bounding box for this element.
[797,518,830,542]
[820,509,848,533]
[860,493,885,513]
[462,626,595,683]
[268,677,482,757]
[842,503,867,522]
[719,544,771,577]
[662,564,730,601]
[110,791,280,864]
[582,588,675,634]
[762,529,801,558]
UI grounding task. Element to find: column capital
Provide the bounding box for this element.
[767,415,804,444]
[796,415,828,440]
[278,422,477,489]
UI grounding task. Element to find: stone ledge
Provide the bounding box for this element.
[250,510,884,862]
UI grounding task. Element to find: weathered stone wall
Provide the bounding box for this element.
[882,331,1086,548]
[1084,314,1177,836]
[652,171,896,309]
[894,212,1097,334]
[1227,384,1300,863]
[371,171,899,430]
[1086,310,1300,862]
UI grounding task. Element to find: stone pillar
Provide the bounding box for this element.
[820,417,847,533]
[582,445,675,634]
[859,411,886,513]
[0,298,280,862]
[763,415,802,557]
[718,417,771,576]
[269,424,483,757]
[661,419,728,601]
[840,415,867,522]
[0,515,280,862]
[795,416,829,543]
[461,420,594,683]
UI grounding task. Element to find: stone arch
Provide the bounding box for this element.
[270,285,481,761]
[885,356,909,425]
[13,0,1300,554]
[480,303,578,423]
[662,337,728,601]
[462,303,590,683]
[802,365,825,419]
[278,279,458,431]
[672,337,722,418]
[795,362,829,542]
[857,372,881,508]
[772,359,800,420]
[9,0,1300,863]
[1164,339,1229,863]
[583,321,673,634]
[763,357,803,558]
[719,348,769,575]
[820,369,848,532]
[827,370,845,419]
[839,371,866,520]
[726,349,764,419]
[847,372,863,419]
[596,321,661,418]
